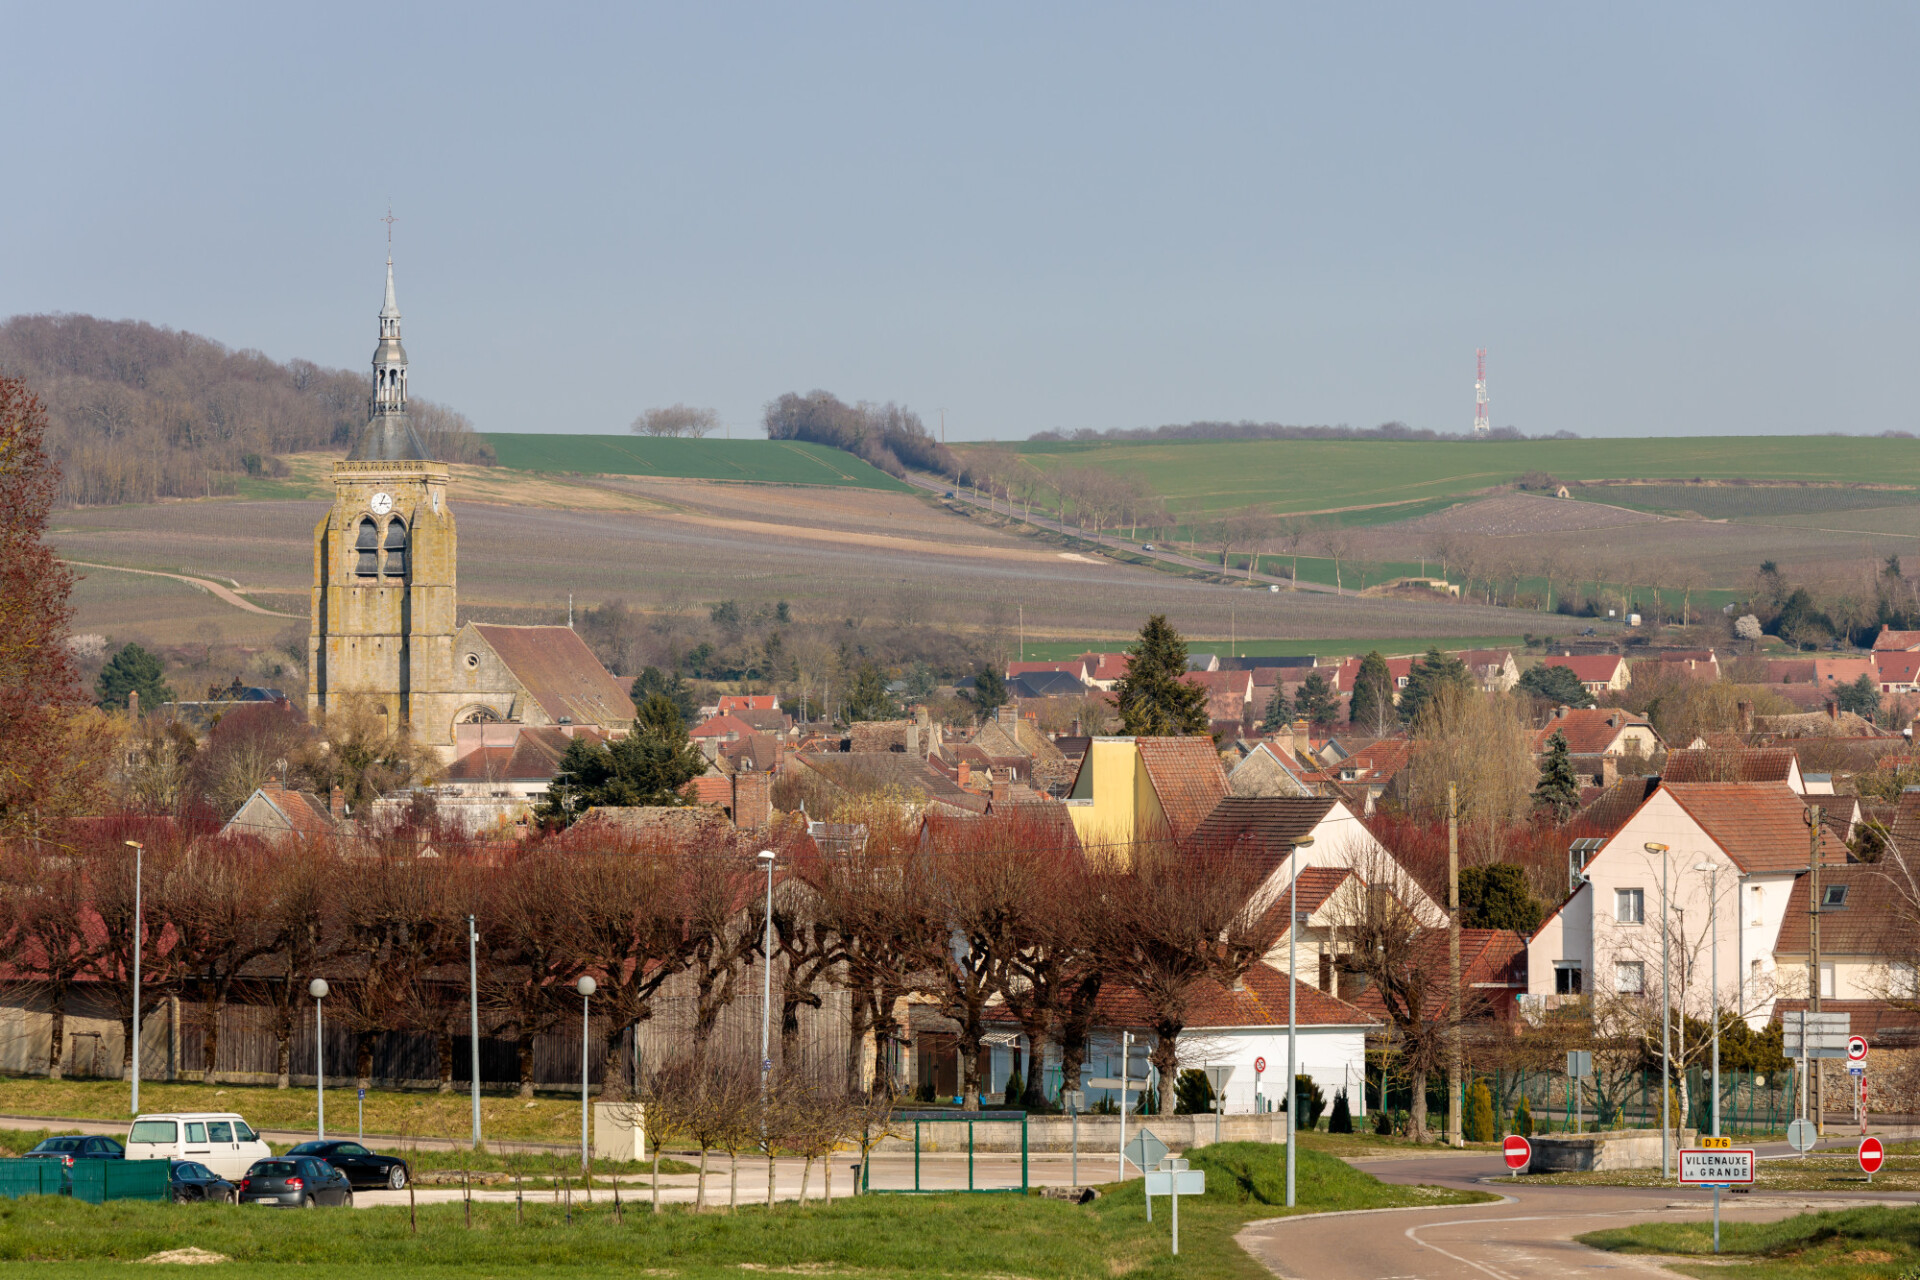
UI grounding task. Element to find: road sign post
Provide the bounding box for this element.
[1203,1065,1234,1145]
[1680,1147,1755,1254]
[1125,1129,1168,1220]
[1860,1136,1884,1184]
[1145,1160,1205,1255]
[1566,1051,1591,1134]
[1254,1056,1266,1111]
[1503,1134,1531,1178]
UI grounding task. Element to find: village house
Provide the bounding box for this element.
[1539,653,1632,696]
[1526,782,1848,1026]
[1456,649,1521,692]
[1064,736,1228,850]
[220,785,343,845]
[1531,706,1662,760]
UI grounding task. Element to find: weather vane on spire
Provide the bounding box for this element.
[381,203,397,254]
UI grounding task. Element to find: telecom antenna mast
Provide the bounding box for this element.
[1472,349,1490,436]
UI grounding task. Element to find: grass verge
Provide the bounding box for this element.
[1579,1205,1920,1279]
[1524,1154,1920,1193]
[0,1142,1494,1279]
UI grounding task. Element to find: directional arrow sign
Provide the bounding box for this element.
[1089,1077,1146,1092]
[1124,1128,1168,1171]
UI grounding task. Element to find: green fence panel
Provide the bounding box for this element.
[70,1160,169,1204]
[0,1160,64,1199]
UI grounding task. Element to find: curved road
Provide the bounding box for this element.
[1239,1150,1916,1279]
[62,559,300,618]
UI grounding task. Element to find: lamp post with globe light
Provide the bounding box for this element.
[309,979,329,1139]
[1645,842,1671,1177]
[1285,836,1314,1208]
[577,975,596,1174]
[124,841,143,1116]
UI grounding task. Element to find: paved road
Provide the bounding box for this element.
[61,559,300,618]
[1239,1150,1917,1280]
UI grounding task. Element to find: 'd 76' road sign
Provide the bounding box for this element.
[1679,1149,1755,1185]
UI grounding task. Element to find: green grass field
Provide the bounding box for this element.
[1019,635,1527,661]
[483,435,911,490]
[969,436,1920,520]
[0,1142,1493,1279]
[1579,1204,1920,1278]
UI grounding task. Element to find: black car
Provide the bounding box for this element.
[25,1135,124,1168]
[284,1141,410,1190]
[169,1160,236,1204]
[238,1157,353,1208]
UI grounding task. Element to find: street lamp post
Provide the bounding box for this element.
[469,914,481,1150]
[308,979,329,1139]
[577,976,596,1174]
[1695,862,1720,1139]
[123,842,143,1116]
[758,850,776,1097]
[1645,842,1671,1178]
[1286,835,1315,1209]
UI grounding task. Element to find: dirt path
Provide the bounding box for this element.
[63,560,301,618]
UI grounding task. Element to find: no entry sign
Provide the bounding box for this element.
[1860,1137,1885,1175]
[1503,1135,1531,1170]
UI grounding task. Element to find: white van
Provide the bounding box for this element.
[125,1113,272,1180]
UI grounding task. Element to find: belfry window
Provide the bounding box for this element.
[382,517,408,578]
[354,517,379,576]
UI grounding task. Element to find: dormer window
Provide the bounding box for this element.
[382,517,408,578]
[354,517,379,576]
[1822,884,1849,910]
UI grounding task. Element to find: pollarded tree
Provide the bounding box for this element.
[1113,614,1209,736]
[1516,662,1594,709]
[1348,651,1396,736]
[96,643,172,711]
[1532,728,1580,820]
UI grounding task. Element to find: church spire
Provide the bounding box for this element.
[349,228,432,462]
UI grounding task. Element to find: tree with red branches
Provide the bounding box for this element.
[0,377,105,835]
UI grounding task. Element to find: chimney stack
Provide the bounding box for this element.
[329,785,345,822]
[1827,699,1839,721]
[906,725,920,758]
[991,779,1010,806]
[1069,716,1083,737]
[127,690,140,720]
[731,771,772,830]
[1737,699,1754,735]
[958,759,972,789]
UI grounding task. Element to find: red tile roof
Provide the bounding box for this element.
[690,713,756,740]
[1773,866,1913,956]
[1661,747,1797,784]
[1188,796,1339,873]
[1135,737,1229,840]
[442,726,586,782]
[1075,652,1132,683]
[1876,652,1920,687]
[1335,738,1411,781]
[1530,708,1651,755]
[471,624,636,727]
[1660,783,1848,873]
[1348,929,1528,1021]
[250,786,338,841]
[1542,654,1627,684]
[1050,962,1379,1029]
[717,695,779,713]
[1875,627,1920,652]
[681,775,734,807]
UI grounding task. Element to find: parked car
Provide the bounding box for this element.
[944,490,957,499]
[169,1160,237,1204]
[284,1141,410,1190]
[238,1156,353,1208]
[25,1135,124,1168]
[125,1114,271,1181]
[1140,544,1154,552]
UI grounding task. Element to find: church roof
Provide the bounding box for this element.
[381,257,400,318]
[347,415,433,462]
[471,624,636,728]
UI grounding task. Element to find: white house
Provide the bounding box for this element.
[1526,782,1847,1027]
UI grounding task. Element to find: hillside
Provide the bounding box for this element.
[959,436,1920,523]
[483,433,910,490]
[0,313,492,506]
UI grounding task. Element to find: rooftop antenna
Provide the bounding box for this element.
[1473,348,1489,436]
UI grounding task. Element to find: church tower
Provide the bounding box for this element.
[308,252,459,743]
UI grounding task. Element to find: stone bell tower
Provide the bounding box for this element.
[308,252,458,737]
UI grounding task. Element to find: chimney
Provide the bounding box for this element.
[1069,716,1083,737]
[991,779,1010,806]
[958,759,972,789]
[1737,700,1753,735]
[329,785,345,822]
[1827,700,1839,720]
[996,704,1014,727]
[907,725,920,758]
[731,771,772,830]
[1600,755,1618,788]
[1556,705,1571,720]
[127,689,140,720]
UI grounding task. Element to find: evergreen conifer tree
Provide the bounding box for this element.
[964,665,1009,715]
[96,642,172,710]
[1294,670,1341,727]
[1328,1088,1354,1134]
[1347,651,1396,734]
[1398,647,1473,723]
[628,666,698,723]
[1113,614,1210,736]
[1513,1093,1534,1137]
[1262,684,1291,731]
[1515,663,1593,708]
[1532,728,1581,820]
[842,659,899,722]
[1464,1078,1496,1143]
[534,693,707,827]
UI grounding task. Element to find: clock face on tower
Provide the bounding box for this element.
[369,492,393,515]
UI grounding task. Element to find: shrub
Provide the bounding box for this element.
[1464,1079,1496,1143]
[1002,1064,1024,1108]
[1294,1075,1327,1130]
[1513,1094,1533,1137]
[1328,1089,1354,1134]
[1174,1069,1214,1116]
[1373,1106,1393,1136]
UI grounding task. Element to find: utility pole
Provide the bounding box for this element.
[1447,784,1462,1148]
[1809,805,1824,1136]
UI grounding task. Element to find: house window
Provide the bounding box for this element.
[382,517,408,578]
[1615,888,1645,925]
[1749,958,1762,998]
[1615,961,1646,994]
[1554,962,1583,995]
[1751,885,1765,926]
[1822,884,1849,910]
[354,517,379,576]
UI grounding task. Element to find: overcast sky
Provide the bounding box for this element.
[5,3,1915,441]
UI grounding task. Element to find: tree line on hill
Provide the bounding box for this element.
[763,390,963,481]
[1028,420,1580,443]
[0,313,494,506]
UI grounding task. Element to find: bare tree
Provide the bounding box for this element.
[1317,528,1356,595]
[630,405,720,438]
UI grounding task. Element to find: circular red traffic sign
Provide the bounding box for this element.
[1503,1135,1532,1170]
[1860,1137,1885,1174]
[1254,1056,1267,1074]
[1848,1036,1869,1063]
